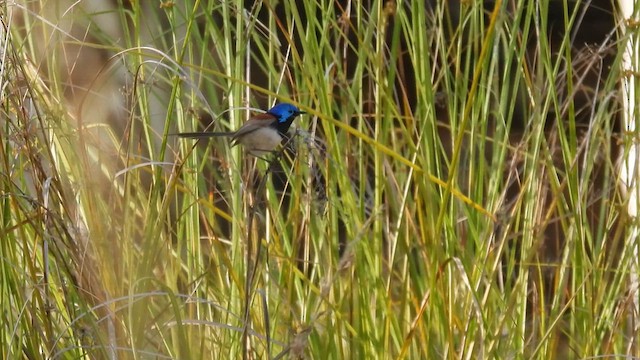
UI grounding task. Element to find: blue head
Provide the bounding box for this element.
[267,103,305,134]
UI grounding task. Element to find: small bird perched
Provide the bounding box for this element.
[178,103,305,156]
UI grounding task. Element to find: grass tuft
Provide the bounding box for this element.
[1,1,637,358]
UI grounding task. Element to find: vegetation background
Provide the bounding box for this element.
[1,0,638,358]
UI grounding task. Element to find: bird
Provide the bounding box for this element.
[178,103,305,156]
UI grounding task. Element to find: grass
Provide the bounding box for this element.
[1,0,637,359]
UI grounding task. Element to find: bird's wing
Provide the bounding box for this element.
[231,114,277,140]
[251,113,278,121]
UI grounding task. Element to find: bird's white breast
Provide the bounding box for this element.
[236,127,284,156]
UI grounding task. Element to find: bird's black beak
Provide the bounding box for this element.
[298,111,306,115]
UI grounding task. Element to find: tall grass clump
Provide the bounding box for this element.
[1,0,638,359]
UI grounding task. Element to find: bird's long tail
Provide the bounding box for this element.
[176,132,233,138]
